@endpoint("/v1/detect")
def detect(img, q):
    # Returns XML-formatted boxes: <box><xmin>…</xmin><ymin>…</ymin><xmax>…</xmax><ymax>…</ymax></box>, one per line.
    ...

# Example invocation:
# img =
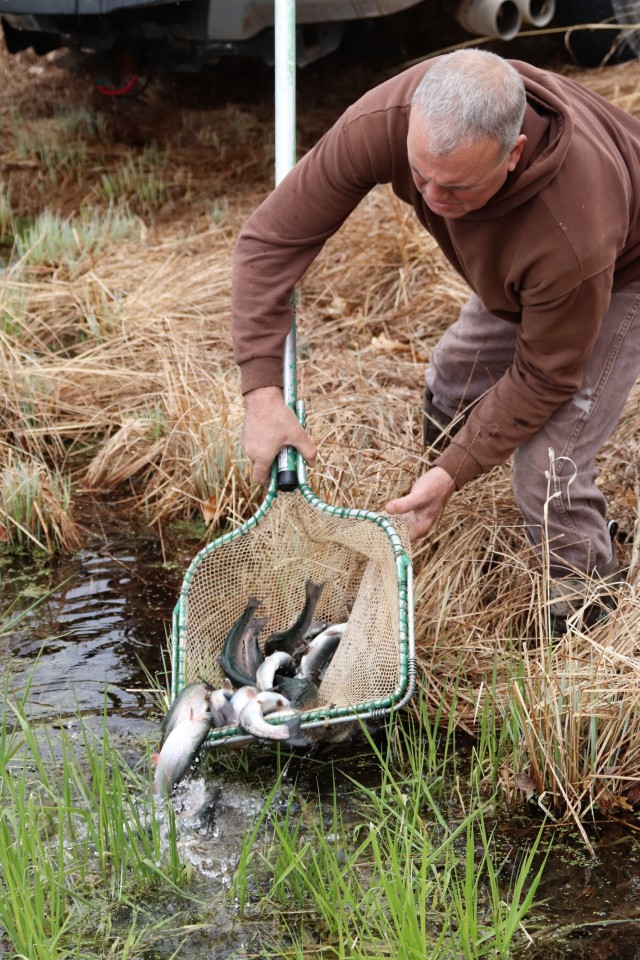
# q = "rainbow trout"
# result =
<box><xmin>152</xmin><ymin>698</ymin><xmax>212</xmax><ymax>794</ymax></box>
<box><xmin>238</xmin><ymin>691</ymin><xmax>302</xmax><ymax>742</ymax></box>
<box><xmin>273</xmin><ymin>675</ymin><xmax>320</xmax><ymax>710</ymax></box>
<box><xmin>255</xmin><ymin>651</ymin><xmax>297</xmax><ymax>691</ymax></box>
<box><xmin>159</xmin><ymin>680</ymin><xmax>213</xmax><ymax>746</ymax></box>
<box><xmin>264</xmin><ymin>580</ymin><xmax>326</xmax><ymax>657</ymax></box>
<box><xmin>218</xmin><ymin>596</ymin><xmax>267</xmax><ymax>688</ymax></box>
<box><xmin>298</xmin><ymin>623</ymin><xmax>345</xmax><ymax>683</ymax></box>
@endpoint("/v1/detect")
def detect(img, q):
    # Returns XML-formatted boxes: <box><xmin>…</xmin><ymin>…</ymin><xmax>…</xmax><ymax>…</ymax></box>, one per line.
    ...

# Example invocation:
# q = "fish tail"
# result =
<box><xmin>286</xmin><ymin>715</ymin><xmax>302</xmax><ymax>738</ymax></box>
<box><xmin>286</xmin><ymin>715</ymin><xmax>309</xmax><ymax>748</ymax></box>
<box><xmin>307</xmin><ymin>579</ymin><xmax>326</xmax><ymax>601</ymax></box>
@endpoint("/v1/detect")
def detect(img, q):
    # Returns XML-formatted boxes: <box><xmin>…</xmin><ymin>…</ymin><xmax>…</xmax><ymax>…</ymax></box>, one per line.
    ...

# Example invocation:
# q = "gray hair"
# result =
<box><xmin>411</xmin><ymin>50</ymin><xmax>526</xmax><ymax>159</ymax></box>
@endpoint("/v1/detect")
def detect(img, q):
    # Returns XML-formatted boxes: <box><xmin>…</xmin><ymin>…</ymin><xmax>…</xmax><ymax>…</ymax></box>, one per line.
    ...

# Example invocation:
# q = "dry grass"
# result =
<box><xmin>1</xmin><ymin>43</ymin><xmax>640</xmax><ymax>820</ymax></box>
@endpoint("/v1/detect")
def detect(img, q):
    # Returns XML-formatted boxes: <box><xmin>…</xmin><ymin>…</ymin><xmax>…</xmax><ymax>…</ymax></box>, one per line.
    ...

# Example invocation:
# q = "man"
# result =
<box><xmin>232</xmin><ymin>49</ymin><xmax>640</xmax><ymax>618</ymax></box>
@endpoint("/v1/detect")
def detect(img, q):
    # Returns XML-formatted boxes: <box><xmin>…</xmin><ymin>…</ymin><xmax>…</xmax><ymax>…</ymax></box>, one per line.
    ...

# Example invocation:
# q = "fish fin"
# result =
<box><xmin>287</xmin><ymin>735</ymin><xmax>310</xmax><ymax>748</ymax></box>
<box><xmin>286</xmin><ymin>715</ymin><xmax>309</xmax><ymax>747</ymax></box>
<box><xmin>307</xmin><ymin>579</ymin><xmax>326</xmax><ymax>598</ymax></box>
<box><xmin>286</xmin><ymin>715</ymin><xmax>302</xmax><ymax>737</ymax></box>
<box><xmin>222</xmin><ymin>678</ymin><xmax>234</xmax><ymax>692</ymax></box>
<box><xmin>151</xmin><ymin>752</ymin><xmax>160</xmax><ymax>768</ymax></box>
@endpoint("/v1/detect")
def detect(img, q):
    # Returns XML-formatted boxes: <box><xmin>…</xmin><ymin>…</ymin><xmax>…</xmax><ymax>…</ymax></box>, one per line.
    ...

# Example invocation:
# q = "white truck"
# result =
<box><xmin>0</xmin><ymin>0</ymin><xmax>637</xmax><ymax>86</ymax></box>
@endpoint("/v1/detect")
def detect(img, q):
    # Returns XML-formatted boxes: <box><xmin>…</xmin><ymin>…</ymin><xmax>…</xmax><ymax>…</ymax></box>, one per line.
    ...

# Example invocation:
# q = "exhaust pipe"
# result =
<box><xmin>449</xmin><ymin>0</ymin><xmax>522</xmax><ymax>41</ymax></box>
<box><xmin>514</xmin><ymin>0</ymin><xmax>555</xmax><ymax>26</ymax></box>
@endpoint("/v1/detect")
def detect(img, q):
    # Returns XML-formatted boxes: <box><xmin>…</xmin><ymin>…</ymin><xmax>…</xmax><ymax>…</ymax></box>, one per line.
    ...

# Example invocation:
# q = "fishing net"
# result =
<box><xmin>172</xmin><ymin>487</ymin><xmax>414</xmax><ymax>744</ymax></box>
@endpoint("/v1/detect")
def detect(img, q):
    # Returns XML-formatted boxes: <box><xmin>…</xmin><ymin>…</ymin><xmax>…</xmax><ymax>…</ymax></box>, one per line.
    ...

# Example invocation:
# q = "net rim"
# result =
<box><xmin>170</xmin><ymin>481</ymin><xmax>415</xmax><ymax>744</ymax></box>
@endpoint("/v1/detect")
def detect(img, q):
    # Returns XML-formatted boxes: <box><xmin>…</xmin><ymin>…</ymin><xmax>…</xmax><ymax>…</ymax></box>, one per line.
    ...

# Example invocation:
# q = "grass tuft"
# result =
<box><xmin>0</xmin><ymin>675</ymin><xmax>188</xmax><ymax>958</ymax></box>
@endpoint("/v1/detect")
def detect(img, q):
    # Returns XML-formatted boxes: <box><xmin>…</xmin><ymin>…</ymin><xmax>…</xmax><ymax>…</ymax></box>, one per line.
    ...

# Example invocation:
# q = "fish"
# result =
<box><xmin>298</xmin><ymin>624</ymin><xmax>345</xmax><ymax>683</ymax></box>
<box><xmin>218</xmin><ymin>595</ymin><xmax>267</xmax><ymax>688</ymax></box>
<box><xmin>159</xmin><ymin>680</ymin><xmax>213</xmax><ymax>746</ymax></box>
<box><xmin>305</xmin><ymin>620</ymin><xmax>330</xmax><ymax>640</ymax></box>
<box><xmin>242</xmin><ymin>616</ymin><xmax>267</xmax><ymax>680</ymax></box>
<box><xmin>225</xmin><ymin>686</ymin><xmax>292</xmax><ymax>727</ymax></box>
<box><xmin>152</xmin><ymin>701</ymin><xmax>212</xmax><ymax>795</ymax></box>
<box><xmin>228</xmin><ymin>684</ymin><xmax>259</xmax><ymax>721</ymax></box>
<box><xmin>273</xmin><ymin>675</ymin><xmax>320</xmax><ymax>710</ymax></box>
<box><xmin>238</xmin><ymin>698</ymin><xmax>303</xmax><ymax>742</ymax></box>
<box><xmin>226</xmin><ymin>615</ymin><xmax>268</xmax><ymax>687</ymax></box>
<box><xmin>179</xmin><ymin>785</ymin><xmax>223</xmax><ymax>835</ymax></box>
<box><xmin>263</xmin><ymin>579</ymin><xmax>326</xmax><ymax>657</ymax></box>
<box><xmin>255</xmin><ymin>651</ymin><xmax>297</xmax><ymax>692</ymax></box>
<box><xmin>255</xmin><ymin>690</ymin><xmax>291</xmax><ymax>714</ymax></box>
<box><xmin>209</xmin><ymin>687</ymin><xmax>236</xmax><ymax>728</ymax></box>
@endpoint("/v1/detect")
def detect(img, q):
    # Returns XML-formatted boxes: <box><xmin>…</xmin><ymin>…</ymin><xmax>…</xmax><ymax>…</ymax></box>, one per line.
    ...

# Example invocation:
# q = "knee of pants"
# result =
<box><xmin>512</xmin><ymin>437</ymin><xmax>612</xmax><ymax>574</ymax></box>
<box><xmin>512</xmin><ymin>441</ymin><xmax>557</xmax><ymax>529</ymax></box>
<box><xmin>512</xmin><ymin>430</ymin><xmax>605</xmax><ymax>525</ymax></box>
<box><xmin>425</xmin><ymin>348</ymin><xmax>484</xmax><ymax>417</ymax></box>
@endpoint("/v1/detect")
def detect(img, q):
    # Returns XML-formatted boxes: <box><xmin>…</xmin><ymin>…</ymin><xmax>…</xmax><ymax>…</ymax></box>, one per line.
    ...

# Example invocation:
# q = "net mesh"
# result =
<box><xmin>179</xmin><ymin>490</ymin><xmax>410</xmax><ymax>720</ymax></box>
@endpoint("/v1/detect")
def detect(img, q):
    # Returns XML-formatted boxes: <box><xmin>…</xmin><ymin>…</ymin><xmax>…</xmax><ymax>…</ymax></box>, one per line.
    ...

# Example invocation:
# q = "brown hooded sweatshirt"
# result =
<box><xmin>232</xmin><ymin>60</ymin><xmax>640</xmax><ymax>488</ymax></box>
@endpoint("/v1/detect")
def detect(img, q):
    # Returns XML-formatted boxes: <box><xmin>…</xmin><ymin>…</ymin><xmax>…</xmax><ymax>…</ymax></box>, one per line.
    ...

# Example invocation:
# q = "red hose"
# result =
<box><xmin>96</xmin><ymin>72</ymin><xmax>140</xmax><ymax>97</ymax></box>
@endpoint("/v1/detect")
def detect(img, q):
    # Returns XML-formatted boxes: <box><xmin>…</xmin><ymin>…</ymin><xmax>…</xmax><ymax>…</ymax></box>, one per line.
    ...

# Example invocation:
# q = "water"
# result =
<box><xmin>3</xmin><ymin>503</ymin><xmax>640</xmax><ymax>958</ymax></box>
<box><xmin>0</xmin><ymin>499</ymin><xmax>177</xmax><ymax>725</ymax></box>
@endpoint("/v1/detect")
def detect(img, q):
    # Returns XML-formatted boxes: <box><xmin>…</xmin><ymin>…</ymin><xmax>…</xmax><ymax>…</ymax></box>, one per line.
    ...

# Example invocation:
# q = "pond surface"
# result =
<box><xmin>2</xmin><ymin>501</ymin><xmax>640</xmax><ymax>959</ymax></box>
<box><xmin>0</xmin><ymin>499</ymin><xmax>177</xmax><ymax>725</ymax></box>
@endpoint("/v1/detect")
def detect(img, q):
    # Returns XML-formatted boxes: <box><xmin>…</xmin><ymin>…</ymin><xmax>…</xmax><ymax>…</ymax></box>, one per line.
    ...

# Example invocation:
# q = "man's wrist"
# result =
<box><xmin>239</xmin><ymin>356</ymin><xmax>284</xmax><ymax>395</ymax></box>
<box><xmin>243</xmin><ymin>385</ymin><xmax>283</xmax><ymax>410</ymax></box>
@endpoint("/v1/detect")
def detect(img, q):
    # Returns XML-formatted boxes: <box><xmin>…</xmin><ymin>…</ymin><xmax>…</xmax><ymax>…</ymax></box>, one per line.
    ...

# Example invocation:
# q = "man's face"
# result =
<box><xmin>407</xmin><ymin>111</ymin><xmax>526</xmax><ymax>219</ymax></box>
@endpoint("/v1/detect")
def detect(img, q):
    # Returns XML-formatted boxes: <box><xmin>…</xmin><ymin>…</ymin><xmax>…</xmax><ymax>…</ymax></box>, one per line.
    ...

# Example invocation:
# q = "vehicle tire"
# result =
<box><xmin>559</xmin><ymin>0</ymin><xmax>640</xmax><ymax>67</ymax></box>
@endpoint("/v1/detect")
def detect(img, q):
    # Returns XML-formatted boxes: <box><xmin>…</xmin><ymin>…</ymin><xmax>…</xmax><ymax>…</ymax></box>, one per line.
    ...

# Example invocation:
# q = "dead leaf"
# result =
<box><xmin>515</xmin><ymin>773</ymin><xmax>538</xmax><ymax>802</ymax></box>
<box><xmin>202</xmin><ymin>494</ymin><xmax>218</xmax><ymax>525</ymax></box>
<box><xmin>370</xmin><ymin>332</ymin><xmax>411</xmax><ymax>353</ymax></box>
<box><xmin>626</xmin><ymin>782</ymin><xmax>640</xmax><ymax>806</ymax></box>
<box><xmin>597</xmin><ymin>788</ymin><xmax>633</xmax><ymax>815</ymax></box>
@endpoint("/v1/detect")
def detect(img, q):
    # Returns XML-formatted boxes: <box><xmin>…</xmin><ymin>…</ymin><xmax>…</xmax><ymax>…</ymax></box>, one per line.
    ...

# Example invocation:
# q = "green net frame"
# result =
<box><xmin>171</xmin><ymin>454</ymin><xmax>415</xmax><ymax>747</ymax></box>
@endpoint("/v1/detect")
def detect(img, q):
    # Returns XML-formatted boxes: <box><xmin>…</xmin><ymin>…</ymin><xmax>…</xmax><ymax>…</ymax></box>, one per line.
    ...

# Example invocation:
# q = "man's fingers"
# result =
<box><xmin>384</xmin><ymin>468</ymin><xmax>455</xmax><ymax>541</ymax></box>
<box><xmin>242</xmin><ymin>387</ymin><xmax>318</xmax><ymax>486</ymax></box>
<box><xmin>297</xmin><ymin>435</ymin><xmax>318</xmax><ymax>466</ymax></box>
<box><xmin>406</xmin><ymin>515</ymin><xmax>431</xmax><ymax>542</ymax></box>
<box><xmin>252</xmin><ymin>457</ymin><xmax>273</xmax><ymax>486</ymax></box>
<box><xmin>251</xmin><ymin>439</ymin><xmax>318</xmax><ymax>487</ymax></box>
<box><xmin>385</xmin><ymin>507</ymin><xmax>427</xmax><ymax>542</ymax></box>
<box><xmin>386</xmin><ymin>494</ymin><xmax>414</xmax><ymax>514</ymax></box>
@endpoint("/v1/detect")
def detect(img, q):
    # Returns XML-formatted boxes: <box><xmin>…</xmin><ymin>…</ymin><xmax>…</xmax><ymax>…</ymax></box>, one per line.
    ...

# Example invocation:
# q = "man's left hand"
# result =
<box><xmin>385</xmin><ymin>467</ymin><xmax>455</xmax><ymax>541</ymax></box>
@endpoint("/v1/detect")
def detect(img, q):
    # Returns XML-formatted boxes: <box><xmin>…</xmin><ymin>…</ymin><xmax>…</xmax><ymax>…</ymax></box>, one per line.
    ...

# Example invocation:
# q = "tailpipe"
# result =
<box><xmin>514</xmin><ymin>0</ymin><xmax>555</xmax><ymax>26</ymax></box>
<box><xmin>447</xmin><ymin>0</ymin><xmax>522</xmax><ymax>41</ymax></box>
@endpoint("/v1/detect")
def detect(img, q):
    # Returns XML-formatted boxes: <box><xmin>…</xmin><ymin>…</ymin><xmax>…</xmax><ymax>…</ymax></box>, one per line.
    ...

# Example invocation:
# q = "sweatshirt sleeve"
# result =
<box><xmin>232</xmin><ymin>115</ymin><xmax>378</xmax><ymax>394</ymax></box>
<box><xmin>433</xmin><ymin>270</ymin><xmax>613</xmax><ymax>487</ymax></box>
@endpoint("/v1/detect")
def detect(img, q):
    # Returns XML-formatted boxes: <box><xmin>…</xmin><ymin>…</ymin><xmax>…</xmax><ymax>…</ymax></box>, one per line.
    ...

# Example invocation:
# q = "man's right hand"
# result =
<box><xmin>242</xmin><ymin>386</ymin><xmax>318</xmax><ymax>486</ymax></box>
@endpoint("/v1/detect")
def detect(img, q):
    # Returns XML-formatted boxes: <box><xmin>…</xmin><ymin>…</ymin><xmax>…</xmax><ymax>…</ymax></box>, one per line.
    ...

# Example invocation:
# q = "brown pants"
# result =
<box><xmin>425</xmin><ymin>284</ymin><xmax>640</xmax><ymax>578</ymax></box>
